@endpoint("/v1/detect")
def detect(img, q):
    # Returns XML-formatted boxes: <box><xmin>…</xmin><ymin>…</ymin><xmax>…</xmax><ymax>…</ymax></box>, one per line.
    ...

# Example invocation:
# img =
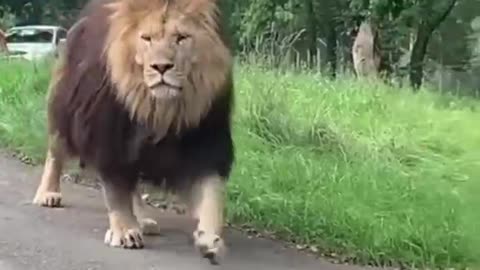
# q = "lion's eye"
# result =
<box><xmin>176</xmin><ymin>34</ymin><xmax>188</xmax><ymax>44</ymax></box>
<box><xmin>140</xmin><ymin>34</ymin><xmax>152</xmax><ymax>42</ymax></box>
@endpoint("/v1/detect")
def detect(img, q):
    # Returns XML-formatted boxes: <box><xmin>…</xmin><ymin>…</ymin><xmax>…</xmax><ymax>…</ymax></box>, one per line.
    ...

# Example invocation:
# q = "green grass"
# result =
<box><xmin>0</xmin><ymin>59</ymin><xmax>50</xmax><ymax>159</ymax></box>
<box><xmin>1</xmin><ymin>59</ymin><xmax>479</xmax><ymax>269</ymax></box>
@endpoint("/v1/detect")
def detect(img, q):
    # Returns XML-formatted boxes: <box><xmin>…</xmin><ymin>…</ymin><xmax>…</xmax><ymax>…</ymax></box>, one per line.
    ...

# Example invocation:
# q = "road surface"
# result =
<box><xmin>0</xmin><ymin>152</ymin><xmax>385</xmax><ymax>270</ymax></box>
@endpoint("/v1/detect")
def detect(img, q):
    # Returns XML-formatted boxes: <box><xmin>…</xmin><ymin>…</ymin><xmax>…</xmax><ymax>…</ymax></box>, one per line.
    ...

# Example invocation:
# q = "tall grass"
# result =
<box><xmin>0</xmin><ymin>58</ymin><xmax>479</xmax><ymax>269</ymax></box>
<box><xmin>0</xmin><ymin>59</ymin><xmax>50</xmax><ymax>159</ymax></box>
<box><xmin>229</xmin><ymin>64</ymin><xmax>480</xmax><ymax>268</ymax></box>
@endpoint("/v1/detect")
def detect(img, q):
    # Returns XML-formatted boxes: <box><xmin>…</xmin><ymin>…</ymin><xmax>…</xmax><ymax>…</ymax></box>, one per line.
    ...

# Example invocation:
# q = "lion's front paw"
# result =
<box><xmin>193</xmin><ymin>230</ymin><xmax>226</xmax><ymax>265</ymax></box>
<box><xmin>139</xmin><ymin>218</ymin><xmax>161</xmax><ymax>235</ymax></box>
<box><xmin>32</xmin><ymin>191</ymin><xmax>63</xmax><ymax>207</ymax></box>
<box><xmin>104</xmin><ymin>227</ymin><xmax>144</xmax><ymax>249</ymax></box>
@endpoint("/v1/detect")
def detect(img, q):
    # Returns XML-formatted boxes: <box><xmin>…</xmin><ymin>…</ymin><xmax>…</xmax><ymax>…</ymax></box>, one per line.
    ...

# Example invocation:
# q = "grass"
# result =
<box><xmin>1</xmin><ymin>58</ymin><xmax>479</xmax><ymax>269</ymax></box>
<box><xmin>0</xmin><ymin>59</ymin><xmax>50</xmax><ymax>159</ymax></box>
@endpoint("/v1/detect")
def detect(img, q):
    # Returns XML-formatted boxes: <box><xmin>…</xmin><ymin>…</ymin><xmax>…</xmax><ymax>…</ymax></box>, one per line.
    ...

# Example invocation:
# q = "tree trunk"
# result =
<box><xmin>409</xmin><ymin>25</ymin><xmax>431</xmax><ymax>89</ymax></box>
<box><xmin>326</xmin><ymin>20</ymin><xmax>337</xmax><ymax>79</ymax></box>
<box><xmin>409</xmin><ymin>0</ymin><xmax>457</xmax><ymax>90</ymax></box>
<box><xmin>304</xmin><ymin>0</ymin><xmax>317</xmax><ymax>68</ymax></box>
<box><xmin>0</xmin><ymin>29</ymin><xmax>8</xmax><ymax>54</ymax></box>
<box><xmin>352</xmin><ymin>21</ymin><xmax>381</xmax><ymax>78</ymax></box>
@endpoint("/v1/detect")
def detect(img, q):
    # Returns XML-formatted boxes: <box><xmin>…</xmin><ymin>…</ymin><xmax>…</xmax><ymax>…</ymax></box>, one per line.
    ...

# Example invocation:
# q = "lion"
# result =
<box><xmin>32</xmin><ymin>0</ymin><xmax>235</xmax><ymax>264</ymax></box>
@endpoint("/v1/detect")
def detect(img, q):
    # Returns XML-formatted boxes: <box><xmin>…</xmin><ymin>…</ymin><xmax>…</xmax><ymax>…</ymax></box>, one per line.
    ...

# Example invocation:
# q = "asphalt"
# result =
<box><xmin>0</xmin><ymin>152</ymin><xmax>385</xmax><ymax>270</ymax></box>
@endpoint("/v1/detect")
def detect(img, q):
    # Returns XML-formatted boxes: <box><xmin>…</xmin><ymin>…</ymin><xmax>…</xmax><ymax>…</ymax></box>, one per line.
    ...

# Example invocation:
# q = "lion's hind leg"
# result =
<box><xmin>133</xmin><ymin>188</ymin><xmax>161</xmax><ymax>235</ymax></box>
<box><xmin>32</xmin><ymin>136</ymin><xmax>65</xmax><ymax>207</ymax></box>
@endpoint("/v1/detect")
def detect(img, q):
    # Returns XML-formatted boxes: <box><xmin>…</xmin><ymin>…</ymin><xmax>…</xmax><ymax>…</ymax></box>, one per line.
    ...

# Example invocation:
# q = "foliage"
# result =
<box><xmin>223</xmin><ymin>0</ymin><xmax>472</xmax><ymax>90</ymax></box>
<box><xmin>469</xmin><ymin>17</ymin><xmax>480</xmax><ymax>67</ymax></box>
<box><xmin>0</xmin><ymin>5</ymin><xmax>15</xmax><ymax>29</ymax></box>
<box><xmin>0</xmin><ymin>0</ymin><xmax>478</xmax><ymax>90</ymax></box>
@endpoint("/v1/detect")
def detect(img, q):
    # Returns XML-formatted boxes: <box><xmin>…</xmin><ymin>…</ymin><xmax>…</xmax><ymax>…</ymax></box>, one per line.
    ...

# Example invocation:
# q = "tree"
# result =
<box><xmin>352</xmin><ymin>20</ymin><xmax>381</xmax><ymax>77</ymax></box>
<box><xmin>0</xmin><ymin>5</ymin><xmax>15</xmax><ymax>30</ymax></box>
<box><xmin>320</xmin><ymin>0</ymin><xmax>341</xmax><ymax>78</ymax></box>
<box><xmin>0</xmin><ymin>28</ymin><xmax>7</xmax><ymax>53</ymax></box>
<box><xmin>303</xmin><ymin>0</ymin><xmax>317</xmax><ymax>68</ymax></box>
<box><xmin>409</xmin><ymin>0</ymin><xmax>458</xmax><ymax>90</ymax></box>
<box><xmin>0</xmin><ymin>0</ymin><xmax>466</xmax><ymax>90</ymax></box>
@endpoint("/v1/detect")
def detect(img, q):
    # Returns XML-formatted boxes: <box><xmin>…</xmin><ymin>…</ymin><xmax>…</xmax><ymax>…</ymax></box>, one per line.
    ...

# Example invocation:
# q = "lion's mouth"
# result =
<box><xmin>150</xmin><ymin>82</ymin><xmax>181</xmax><ymax>99</ymax></box>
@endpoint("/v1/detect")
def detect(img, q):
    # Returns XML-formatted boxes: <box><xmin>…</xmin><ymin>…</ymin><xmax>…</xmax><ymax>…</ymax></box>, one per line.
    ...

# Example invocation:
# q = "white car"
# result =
<box><xmin>4</xmin><ymin>25</ymin><xmax>67</xmax><ymax>61</ymax></box>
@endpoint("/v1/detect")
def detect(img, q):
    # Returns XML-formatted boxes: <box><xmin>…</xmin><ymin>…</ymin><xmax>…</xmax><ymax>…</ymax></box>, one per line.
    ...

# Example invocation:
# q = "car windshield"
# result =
<box><xmin>6</xmin><ymin>28</ymin><xmax>53</xmax><ymax>43</ymax></box>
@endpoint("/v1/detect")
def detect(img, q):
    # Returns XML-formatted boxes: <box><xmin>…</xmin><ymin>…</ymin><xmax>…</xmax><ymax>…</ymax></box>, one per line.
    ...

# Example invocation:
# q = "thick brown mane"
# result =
<box><xmin>103</xmin><ymin>0</ymin><xmax>233</xmax><ymax>136</ymax></box>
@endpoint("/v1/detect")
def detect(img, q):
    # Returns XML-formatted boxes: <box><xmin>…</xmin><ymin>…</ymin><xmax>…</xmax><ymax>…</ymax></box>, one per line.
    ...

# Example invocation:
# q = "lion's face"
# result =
<box><xmin>105</xmin><ymin>0</ymin><xmax>232</xmax><ymax>132</ymax></box>
<box><xmin>134</xmin><ymin>13</ymin><xmax>196</xmax><ymax>100</ymax></box>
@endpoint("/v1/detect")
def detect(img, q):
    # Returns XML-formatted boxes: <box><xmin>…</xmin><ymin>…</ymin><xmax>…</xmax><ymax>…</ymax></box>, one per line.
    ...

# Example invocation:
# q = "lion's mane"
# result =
<box><xmin>48</xmin><ymin>0</ymin><xmax>235</xmax><ymax>188</ymax></box>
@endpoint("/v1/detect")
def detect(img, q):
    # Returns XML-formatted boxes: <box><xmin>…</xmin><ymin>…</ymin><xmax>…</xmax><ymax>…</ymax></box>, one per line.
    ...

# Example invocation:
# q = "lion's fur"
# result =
<box><xmin>46</xmin><ymin>0</ymin><xmax>235</xmax><ymax>190</ymax></box>
<box><xmin>103</xmin><ymin>0</ymin><xmax>233</xmax><ymax>135</ymax></box>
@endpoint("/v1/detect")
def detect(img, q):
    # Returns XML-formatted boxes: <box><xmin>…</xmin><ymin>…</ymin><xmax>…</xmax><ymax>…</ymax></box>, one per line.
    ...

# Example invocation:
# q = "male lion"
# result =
<box><xmin>32</xmin><ymin>0</ymin><xmax>234</xmax><ymax>264</ymax></box>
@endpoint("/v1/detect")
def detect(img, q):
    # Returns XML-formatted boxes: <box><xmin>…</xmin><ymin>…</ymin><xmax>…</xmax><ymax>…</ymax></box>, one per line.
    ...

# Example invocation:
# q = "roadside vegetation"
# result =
<box><xmin>1</xmin><ymin>58</ymin><xmax>479</xmax><ymax>269</ymax></box>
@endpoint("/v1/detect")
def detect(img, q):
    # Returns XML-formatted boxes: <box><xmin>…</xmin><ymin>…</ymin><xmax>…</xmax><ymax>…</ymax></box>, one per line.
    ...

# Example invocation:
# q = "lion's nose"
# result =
<box><xmin>151</xmin><ymin>62</ymin><xmax>174</xmax><ymax>74</ymax></box>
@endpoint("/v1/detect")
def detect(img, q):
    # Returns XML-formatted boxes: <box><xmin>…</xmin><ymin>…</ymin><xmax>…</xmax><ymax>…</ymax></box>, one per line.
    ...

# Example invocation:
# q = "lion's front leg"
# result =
<box><xmin>186</xmin><ymin>174</ymin><xmax>227</xmax><ymax>265</ymax></box>
<box><xmin>101</xmin><ymin>179</ymin><xmax>144</xmax><ymax>249</ymax></box>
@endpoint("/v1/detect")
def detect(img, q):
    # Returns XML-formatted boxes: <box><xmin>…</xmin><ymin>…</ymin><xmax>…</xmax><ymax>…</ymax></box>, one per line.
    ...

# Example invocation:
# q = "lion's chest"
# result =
<box><xmin>138</xmin><ymin>140</ymin><xmax>180</xmax><ymax>173</ymax></box>
<box><xmin>133</xmin><ymin>135</ymin><xmax>197</xmax><ymax>184</ymax></box>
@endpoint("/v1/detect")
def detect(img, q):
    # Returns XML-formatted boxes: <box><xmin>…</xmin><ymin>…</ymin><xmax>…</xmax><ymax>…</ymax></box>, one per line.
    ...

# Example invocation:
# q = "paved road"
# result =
<box><xmin>0</xmin><ymin>153</ymin><xmax>384</xmax><ymax>270</ymax></box>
